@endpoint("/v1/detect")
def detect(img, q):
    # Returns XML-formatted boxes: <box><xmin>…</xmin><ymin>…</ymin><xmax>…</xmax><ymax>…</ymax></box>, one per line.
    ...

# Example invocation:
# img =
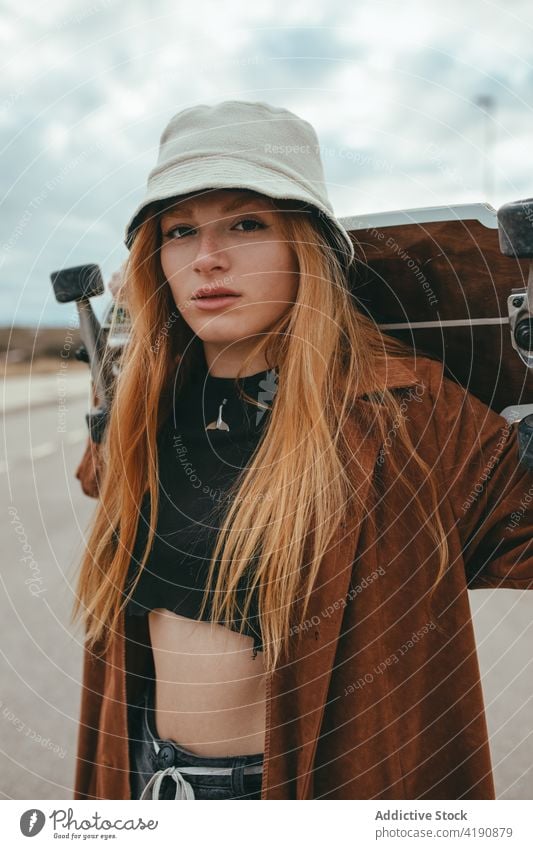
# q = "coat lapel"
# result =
<box><xmin>265</xmin><ymin>356</ymin><xmax>421</xmax><ymax>798</ymax></box>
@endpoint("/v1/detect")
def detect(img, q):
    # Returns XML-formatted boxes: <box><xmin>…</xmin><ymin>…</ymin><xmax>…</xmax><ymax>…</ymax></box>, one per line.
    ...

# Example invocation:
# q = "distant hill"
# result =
<box><xmin>1</xmin><ymin>326</ymin><xmax>88</xmax><ymax>376</ymax></box>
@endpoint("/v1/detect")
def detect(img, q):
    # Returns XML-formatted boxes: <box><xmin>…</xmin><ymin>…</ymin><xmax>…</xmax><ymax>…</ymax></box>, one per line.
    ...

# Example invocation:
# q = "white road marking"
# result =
<box><xmin>0</xmin><ymin>428</ymin><xmax>88</xmax><ymax>474</ymax></box>
<box><xmin>31</xmin><ymin>442</ymin><xmax>56</xmax><ymax>458</ymax></box>
<box><xmin>65</xmin><ymin>428</ymin><xmax>87</xmax><ymax>444</ymax></box>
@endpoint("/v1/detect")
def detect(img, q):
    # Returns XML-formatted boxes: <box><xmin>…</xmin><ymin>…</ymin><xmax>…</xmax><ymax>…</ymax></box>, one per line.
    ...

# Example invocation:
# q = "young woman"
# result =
<box><xmin>72</xmin><ymin>100</ymin><xmax>533</xmax><ymax>801</ymax></box>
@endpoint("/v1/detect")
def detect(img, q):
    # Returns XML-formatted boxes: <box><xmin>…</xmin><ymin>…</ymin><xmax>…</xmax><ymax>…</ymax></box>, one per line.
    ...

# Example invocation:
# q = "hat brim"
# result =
<box><xmin>124</xmin><ymin>155</ymin><xmax>355</xmax><ymax>265</ymax></box>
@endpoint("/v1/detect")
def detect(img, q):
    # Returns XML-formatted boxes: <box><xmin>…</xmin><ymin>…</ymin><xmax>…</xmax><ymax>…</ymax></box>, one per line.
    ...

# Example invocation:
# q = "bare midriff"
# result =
<box><xmin>148</xmin><ymin>608</ymin><xmax>266</xmax><ymax>757</ymax></box>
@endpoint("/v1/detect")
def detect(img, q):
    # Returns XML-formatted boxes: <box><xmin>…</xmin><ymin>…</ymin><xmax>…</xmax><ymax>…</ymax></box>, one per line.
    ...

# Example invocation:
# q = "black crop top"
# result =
<box><xmin>123</xmin><ymin>362</ymin><xmax>279</xmax><ymax>657</ymax></box>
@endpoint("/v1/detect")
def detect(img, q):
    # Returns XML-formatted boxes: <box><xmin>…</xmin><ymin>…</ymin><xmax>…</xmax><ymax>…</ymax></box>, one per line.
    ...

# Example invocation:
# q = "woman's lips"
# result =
<box><xmin>192</xmin><ymin>295</ymin><xmax>242</xmax><ymax>311</ymax></box>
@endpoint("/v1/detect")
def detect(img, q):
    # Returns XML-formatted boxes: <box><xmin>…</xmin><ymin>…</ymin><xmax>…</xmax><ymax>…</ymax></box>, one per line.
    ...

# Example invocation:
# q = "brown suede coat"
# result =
<box><xmin>73</xmin><ymin>355</ymin><xmax>533</xmax><ymax>800</ymax></box>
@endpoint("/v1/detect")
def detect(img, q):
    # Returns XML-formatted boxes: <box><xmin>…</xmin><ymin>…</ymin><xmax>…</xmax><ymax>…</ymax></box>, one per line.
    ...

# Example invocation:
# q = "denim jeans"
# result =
<box><xmin>129</xmin><ymin>680</ymin><xmax>264</xmax><ymax>800</ymax></box>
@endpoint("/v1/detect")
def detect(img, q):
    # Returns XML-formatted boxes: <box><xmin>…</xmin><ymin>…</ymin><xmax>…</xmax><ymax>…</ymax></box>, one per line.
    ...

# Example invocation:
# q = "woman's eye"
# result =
<box><xmin>163</xmin><ymin>218</ymin><xmax>264</xmax><ymax>240</ymax></box>
<box><xmin>164</xmin><ymin>225</ymin><xmax>195</xmax><ymax>239</ymax></box>
<box><xmin>233</xmin><ymin>218</ymin><xmax>265</xmax><ymax>232</ymax></box>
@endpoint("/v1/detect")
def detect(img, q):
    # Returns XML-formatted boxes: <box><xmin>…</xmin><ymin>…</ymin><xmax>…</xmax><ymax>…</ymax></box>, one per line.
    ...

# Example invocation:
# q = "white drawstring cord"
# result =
<box><xmin>140</xmin><ymin>766</ymin><xmax>196</xmax><ymax>800</ymax></box>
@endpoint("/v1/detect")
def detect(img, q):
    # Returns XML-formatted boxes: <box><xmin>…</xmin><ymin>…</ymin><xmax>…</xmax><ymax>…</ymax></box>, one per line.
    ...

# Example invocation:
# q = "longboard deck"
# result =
<box><xmin>340</xmin><ymin>203</ymin><xmax>532</xmax><ymax>415</ymax></box>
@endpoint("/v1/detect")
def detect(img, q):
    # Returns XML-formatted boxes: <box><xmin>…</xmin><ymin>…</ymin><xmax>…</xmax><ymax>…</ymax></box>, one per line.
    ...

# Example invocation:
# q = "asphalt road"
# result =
<box><xmin>1</xmin><ymin>378</ymin><xmax>532</xmax><ymax>799</ymax></box>
<box><xmin>2</xmin><ymin>376</ymin><xmax>94</xmax><ymax>800</ymax></box>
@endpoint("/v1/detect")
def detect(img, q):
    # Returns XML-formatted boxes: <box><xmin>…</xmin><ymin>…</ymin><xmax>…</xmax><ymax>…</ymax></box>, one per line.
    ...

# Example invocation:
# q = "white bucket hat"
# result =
<box><xmin>124</xmin><ymin>99</ymin><xmax>354</xmax><ymax>266</ymax></box>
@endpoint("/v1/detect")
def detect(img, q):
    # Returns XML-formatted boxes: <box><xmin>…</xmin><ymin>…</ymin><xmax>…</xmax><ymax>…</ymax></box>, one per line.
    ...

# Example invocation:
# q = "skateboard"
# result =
<box><xmin>339</xmin><ymin>200</ymin><xmax>533</xmax><ymax>422</ymax></box>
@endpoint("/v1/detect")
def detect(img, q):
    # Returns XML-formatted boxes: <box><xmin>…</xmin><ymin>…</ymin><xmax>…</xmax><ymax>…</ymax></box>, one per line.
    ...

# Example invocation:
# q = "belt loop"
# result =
<box><xmin>230</xmin><ymin>757</ymin><xmax>248</xmax><ymax>797</ymax></box>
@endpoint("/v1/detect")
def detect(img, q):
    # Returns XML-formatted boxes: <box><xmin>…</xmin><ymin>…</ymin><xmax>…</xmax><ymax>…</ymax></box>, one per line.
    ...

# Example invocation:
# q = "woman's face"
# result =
<box><xmin>159</xmin><ymin>188</ymin><xmax>299</xmax><ymax>374</ymax></box>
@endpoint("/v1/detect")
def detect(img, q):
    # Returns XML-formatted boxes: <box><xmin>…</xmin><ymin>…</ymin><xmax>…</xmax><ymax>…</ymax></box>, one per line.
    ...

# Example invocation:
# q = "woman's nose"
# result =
<box><xmin>192</xmin><ymin>232</ymin><xmax>230</xmax><ymax>272</ymax></box>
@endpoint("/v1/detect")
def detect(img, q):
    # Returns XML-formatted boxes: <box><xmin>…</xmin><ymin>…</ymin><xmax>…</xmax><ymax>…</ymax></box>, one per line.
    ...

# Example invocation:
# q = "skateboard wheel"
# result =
<box><xmin>86</xmin><ymin>408</ymin><xmax>109</xmax><ymax>444</ymax></box>
<box><xmin>50</xmin><ymin>264</ymin><xmax>105</xmax><ymax>303</ymax></box>
<box><xmin>75</xmin><ymin>345</ymin><xmax>90</xmax><ymax>364</ymax></box>
<box><xmin>514</xmin><ymin>317</ymin><xmax>533</xmax><ymax>352</ymax></box>
<box><xmin>497</xmin><ymin>198</ymin><xmax>533</xmax><ymax>258</ymax></box>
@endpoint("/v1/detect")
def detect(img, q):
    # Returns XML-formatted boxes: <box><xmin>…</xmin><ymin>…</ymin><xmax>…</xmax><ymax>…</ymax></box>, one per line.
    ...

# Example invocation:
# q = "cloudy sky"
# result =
<box><xmin>2</xmin><ymin>0</ymin><xmax>532</xmax><ymax>326</ymax></box>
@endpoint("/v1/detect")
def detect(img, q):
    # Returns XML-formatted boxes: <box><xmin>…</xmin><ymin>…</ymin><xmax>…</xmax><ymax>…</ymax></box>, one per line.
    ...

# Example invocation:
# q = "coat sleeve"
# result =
<box><xmin>427</xmin><ymin>361</ymin><xmax>533</xmax><ymax>589</ymax></box>
<box><xmin>75</xmin><ymin>437</ymin><xmax>104</xmax><ymax>499</ymax></box>
<box><xmin>74</xmin><ymin>380</ymin><xmax>107</xmax><ymax>499</ymax></box>
<box><xmin>73</xmin><ymin>641</ymin><xmax>106</xmax><ymax>799</ymax></box>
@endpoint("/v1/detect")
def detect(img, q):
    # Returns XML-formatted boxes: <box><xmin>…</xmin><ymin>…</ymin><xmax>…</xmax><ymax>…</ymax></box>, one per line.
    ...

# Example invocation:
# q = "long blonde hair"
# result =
<box><xmin>71</xmin><ymin>196</ymin><xmax>449</xmax><ymax>673</ymax></box>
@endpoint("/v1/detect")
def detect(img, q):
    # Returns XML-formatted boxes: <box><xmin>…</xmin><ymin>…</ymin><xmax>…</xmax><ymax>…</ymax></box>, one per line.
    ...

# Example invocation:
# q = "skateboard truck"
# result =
<box><xmin>50</xmin><ymin>264</ymin><xmax>111</xmax><ymax>444</ymax></box>
<box><xmin>497</xmin><ymin>198</ymin><xmax>533</xmax><ymax>468</ymax></box>
<box><xmin>497</xmin><ymin>197</ymin><xmax>533</xmax><ymax>369</ymax></box>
